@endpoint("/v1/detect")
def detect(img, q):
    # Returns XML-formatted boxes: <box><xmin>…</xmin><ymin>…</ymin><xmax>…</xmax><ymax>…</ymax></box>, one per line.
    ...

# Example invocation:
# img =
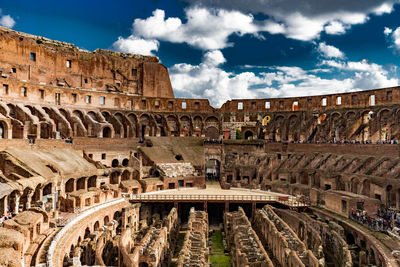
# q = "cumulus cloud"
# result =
<box><xmin>182</xmin><ymin>0</ymin><xmax>397</xmax><ymax>41</ymax></box>
<box><xmin>112</xmin><ymin>36</ymin><xmax>159</xmax><ymax>56</ymax></box>
<box><xmin>170</xmin><ymin>50</ymin><xmax>398</xmax><ymax>107</ymax></box>
<box><xmin>384</xmin><ymin>27</ymin><xmax>393</xmax><ymax>36</ymax></box>
<box><xmin>317</xmin><ymin>42</ymin><xmax>345</xmax><ymax>58</ymax></box>
<box><xmin>131</xmin><ymin>8</ymin><xmax>258</xmax><ymax>50</ymax></box>
<box><xmin>384</xmin><ymin>26</ymin><xmax>400</xmax><ymax>52</ymax></box>
<box><xmin>0</xmin><ymin>9</ymin><xmax>15</xmax><ymax>28</ymax></box>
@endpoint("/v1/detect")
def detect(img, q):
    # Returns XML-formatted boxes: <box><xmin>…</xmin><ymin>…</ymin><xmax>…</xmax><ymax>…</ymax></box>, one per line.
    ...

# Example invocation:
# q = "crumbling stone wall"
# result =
<box><xmin>254</xmin><ymin>205</ymin><xmax>320</xmax><ymax>267</ymax></box>
<box><xmin>177</xmin><ymin>207</ymin><xmax>209</xmax><ymax>267</ymax></box>
<box><xmin>224</xmin><ymin>207</ymin><xmax>274</xmax><ymax>267</ymax></box>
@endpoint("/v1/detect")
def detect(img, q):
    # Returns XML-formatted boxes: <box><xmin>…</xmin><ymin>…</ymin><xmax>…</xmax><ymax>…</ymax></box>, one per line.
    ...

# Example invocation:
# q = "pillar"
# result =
<box><xmin>14</xmin><ymin>193</ymin><xmax>20</xmax><ymax>215</ymax></box>
<box><xmin>0</xmin><ymin>196</ymin><xmax>7</xmax><ymax>216</ymax></box>
<box><xmin>225</xmin><ymin>201</ymin><xmax>229</xmax><ymax>213</ymax></box>
<box><xmin>26</xmin><ymin>190</ymin><xmax>34</xmax><ymax>209</ymax></box>
<box><xmin>204</xmin><ymin>201</ymin><xmax>207</xmax><ymax>212</ymax></box>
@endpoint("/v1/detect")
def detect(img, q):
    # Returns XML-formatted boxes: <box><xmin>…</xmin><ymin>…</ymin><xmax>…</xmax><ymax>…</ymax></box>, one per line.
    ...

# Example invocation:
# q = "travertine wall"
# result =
<box><xmin>177</xmin><ymin>207</ymin><xmax>209</xmax><ymax>267</ymax></box>
<box><xmin>254</xmin><ymin>205</ymin><xmax>319</xmax><ymax>267</ymax></box>
<box><xmin>224</xmin><ymin>207</ymin><xmax>274</xmax><ymax>267</ymax></box>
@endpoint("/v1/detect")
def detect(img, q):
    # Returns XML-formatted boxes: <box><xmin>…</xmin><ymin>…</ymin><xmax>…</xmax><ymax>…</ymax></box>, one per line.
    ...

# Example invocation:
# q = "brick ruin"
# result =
<box><xmin>0</xmin><ymin>27</ymin><xmax>398</xmax><ymax>266</ymax></box>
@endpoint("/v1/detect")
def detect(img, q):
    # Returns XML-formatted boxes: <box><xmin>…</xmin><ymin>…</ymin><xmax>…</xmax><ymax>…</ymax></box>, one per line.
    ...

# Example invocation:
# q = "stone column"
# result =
<box><xmin>26</xmin><ymin>189</ymin><xmax>34</xmax><ymax>210</ymax></box>
<box><xmin>0</xmin><ymin>196</ymin><xmax>7</xmax><ymax>216</ymax></box>
<box><xmin>14</xmin><ymin>193</ymin><xmax>20</xmax><ymax>215</ymax></box>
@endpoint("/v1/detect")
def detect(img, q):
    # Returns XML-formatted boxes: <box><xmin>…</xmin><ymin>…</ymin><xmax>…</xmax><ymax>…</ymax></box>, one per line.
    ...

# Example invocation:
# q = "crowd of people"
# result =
<box><xmin>350</xmin><ymin>207</ymin><xmax>400</xmax><ymax>232</ymax></box>
<box><xmin>265</xmin><ymin>139</ymin><xmax>399</xmax><ymax>144</ymax></box>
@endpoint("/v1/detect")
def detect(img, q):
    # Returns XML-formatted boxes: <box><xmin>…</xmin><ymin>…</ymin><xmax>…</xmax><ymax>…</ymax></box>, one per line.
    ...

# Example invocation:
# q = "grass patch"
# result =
<box><xmin>210</xmin><ymin>230</ymin><xmax>231</xmax><ymax>267</ymax></box>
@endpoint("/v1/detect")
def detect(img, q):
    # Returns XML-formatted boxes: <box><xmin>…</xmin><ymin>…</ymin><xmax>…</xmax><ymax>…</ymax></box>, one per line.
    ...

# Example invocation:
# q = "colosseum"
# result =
<box><xmin>0</xmin><ymin>26</ymin><xmax>399</xmax><ymax>267</ymax></box>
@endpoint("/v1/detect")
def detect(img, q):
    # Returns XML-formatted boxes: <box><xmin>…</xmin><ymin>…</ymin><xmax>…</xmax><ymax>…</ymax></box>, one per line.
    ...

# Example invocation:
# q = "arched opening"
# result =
<box><xmin>244</xmin><ymin>130</ymin><xmax>253</xmax><ymax>140</ymax></box>
<box><xmin>0</xmin><ymin>121</ymin><xmax>6</xmax><ymax>139</ymax></box>
<box><xmin>65</xmin><ymin>179</ymin><xmax>74</xmax><ymax>193</ymax></box>
<box><xmin>386</xmin><ymin>185</ymin><xmax>396</xmax><ymax>208</ymax></box>
<box><xmin>111</xmin><ymin>159</ymin><xmax>119</xmax><ymax>167</ymax></box>
<box><xmin>206</xmin><ymin>159</ymin><xmax>220</xmax><ymax>181</ymax></box>
<box><xmin>104</xmin><ymin>216</ymin><xmax>110</xmax><ymax>226</ymax></box>
<box><xmin>84</xmin><ymin>227</ymin><xmax>90</xmax><ymax>239</ymax></box>
<box><xmin>121</xmin><ymin>170</ymin><xmax>130</xmax><ymax>181</ymax></box>
<box><xmin>205</xmin><ymin>126</ymin><xmax>219</xmax><ymax>140</ymax></box>
<box><xmin>77</xmin><ymin>177</ymin><xmax>86</xmax><ymax>190</ymax></box>
<box><xmin>43</xmin><ymin>183</ymin><xmax>52</xmax><ymax>196</ymax></box>
<box><xmin>102</xmin><ymin>126</ymin><xmax>111</xmax><ymax>138</ymax></box>
<box><xmin>122</xmin><ymin>158</ymin><xmax>129</xmax><ymax>167</ymax></box>
<box><xmin>88</xmin><ymin>176</ymin><xmax>97</xmax><ymax>188</ymax></box>
<box><xmin>139</xmin><ymin>263</ymin><xmax>149</xmax><ymax>267</ymax></box>
<box><xmin>110</xmin><ymin>172</ymin><xmax>119</xmax><ymax>184</ymax></box>
<box><xmin>94</xmin><ymin>221</ymin><xmax>100</xmax><ymax>231</ymax></box>
<box><xmin>351</xmin><ymin>178</ymin><xmax>359</xmax><ymax>194</ymax></box>
<box><xmin>300</xmin><ymin>172</ymin><xmax>308</xmax><ymax>185</ymax></box>
<box><xmin>346</xmin><ymin>233</ymin><xmax>355</xmax><ymax>245</ymax></box>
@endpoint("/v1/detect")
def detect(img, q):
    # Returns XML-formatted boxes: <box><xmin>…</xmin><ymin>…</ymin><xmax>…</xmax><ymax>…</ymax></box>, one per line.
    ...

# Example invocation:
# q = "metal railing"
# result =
<box><xmin>130</xmin><ymin>194</ymin><xmax>308</xmax><ymax>207</ymax></box>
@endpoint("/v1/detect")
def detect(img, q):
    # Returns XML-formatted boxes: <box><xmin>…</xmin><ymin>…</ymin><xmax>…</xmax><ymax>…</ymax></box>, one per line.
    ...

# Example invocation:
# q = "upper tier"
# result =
<box><xmin>0</xmin><ymin>26</ymin><xmax>174</xmax><ymax>98</ymax></box>
<box><xmin>0</xmin><ymin>26</ymin><xmax>399</xmax><ymax>113</ymax></box>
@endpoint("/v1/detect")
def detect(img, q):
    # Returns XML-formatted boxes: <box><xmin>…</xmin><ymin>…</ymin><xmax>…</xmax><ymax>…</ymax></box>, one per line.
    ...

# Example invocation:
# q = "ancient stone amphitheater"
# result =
<box><xmin>0</xmin><ymin>26</ymin><xmax>399</xmax><ymax>267</ymax></box>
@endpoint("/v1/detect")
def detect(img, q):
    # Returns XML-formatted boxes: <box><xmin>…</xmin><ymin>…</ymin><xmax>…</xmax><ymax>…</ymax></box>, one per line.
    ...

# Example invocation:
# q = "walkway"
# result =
<box><xmin>129</xmin><ymin>186</ymin><xmax>308</xmax><ymax>208</ymax></box>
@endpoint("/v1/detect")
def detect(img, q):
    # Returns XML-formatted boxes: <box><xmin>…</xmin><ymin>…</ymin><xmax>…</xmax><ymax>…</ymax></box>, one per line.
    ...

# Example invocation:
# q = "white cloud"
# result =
<box><xmin>203</xmin><ymin>50</ymin><xmax>226</xmax><ymax>66</ymax></box>
<box><xmin>112</xmin><ymin>36</ymin><xmax>159</xmax><ymax>56</ymax></box>
<box><xmin>324</xmin><ymin>21</ymin><xmax>347</xmax><ymax>35</ymax></box>
<box><xmin>317</xmin><ymin>42</ymin><xmax>345</xmax><ymax>58</ymax></box>
<box><xmin>384</xmin><ymin>27</ymin><xmax>393</xmax><ymax>36</ymax></box>
<box><xmin>170</xmin><ymin>51</ymin><xmax>398</xmax><ymax>107</ymax></box>
<box><xmin>181</xmin><ymin>0</ymin><xmax>397</xmax><ymax>41</ymax></box>
<box><xmin>0</xmin><ymin>9</ymin><xmax>15</xmax><ymax>29</ymax></box>
<box><xmin>132</xmin><ymin>8</ymin><xmax>258</xmax><ymax>50</ymax></box>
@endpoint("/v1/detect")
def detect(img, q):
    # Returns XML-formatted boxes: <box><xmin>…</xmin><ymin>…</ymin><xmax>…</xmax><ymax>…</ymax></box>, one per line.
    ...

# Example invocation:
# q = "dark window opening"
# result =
<box><xmin>55</xmin><ymin>92</ymin><xmax>61</xmax><ymax>105</ymax></box>
<box><xmin>132</xmin><ymin>68</ymin><xmax>137</xmax><ymax>77</ymax></box>
<box><xmin>101</xmin><ymin>153</ymin><xmax>106</xmax><ymax>160</ymax></box>
<box><xmin>3</xmin><ymin>84</ymin><xmax>9</xmax><ymax>95</ymax></box>
<box><xmin>84</xmin><ymin>78</ymin><xmax>88</xmax><ymax>84</ymax></box>
<box><xmin>72</xmin><ymin>93</ymin><xmax>77</xmax><ymax>103</ymax></box>
<box><xmin>141</xmin><ymin>99</ymin><xmax>146</xmax><ymax>109</ymax></box>
<box><xmin>30</xmin><ymin>52</ymin><xmax>36</xmax><ymax>62</ymax></box>
<box><xmin>325</xmin><ymin>184</ymin><xmax>331</xmax><ymax>190</ymax></box>
<box><xmin>88</xmin><ymin>154</ymin><xmax>93</xmax><ymax>159</ymax></box>
<box><xmin>277</xmin><ymin>154</ymin><xmax>281</xmax><ymax>160</ymax></box>
<box><xmin>175</xmin><ymin>154</ymin><xmax>183</xmax><ymax>161</ymax></box>
<box><xmin>21</xmin><ymin>87</ymin><xmax>27</xmax><ymax>97</ymax></box>
<box><xmin>194</xmin><ymin>102</ymin><xmax>200</xmax><ymax>109</ymax></box>
<box><xmin>387</xmin><ymin>91</ymin><xmax>392</xmax><ymax>101</ymax></box>
<box><xmin>39</xmin><ymin>89</ymin><xmax>45</xmax><ymax>99</ymax></box>
<box><xmin>178</xmin><ymin>180</ymin><xmax>184</xmax><ymax>187</ymax></box>
<box><xmin>11</xmin><ymin>67</ymin><xmax>16</xmax><ymax>73</ymax></box>
<box><xmin>66</xmin><ymin>60</ymin><xmax>71</xmax><ymax>68</ymax></box>
<box><xmin>342</xmin><ymin>200</ymin><xmax>347</xmax><ymax>213</ymax></box>
<box><xmin>374</xmin><ymin>194</ymin><xmax>381</xmax><ymax>200</ymax></box>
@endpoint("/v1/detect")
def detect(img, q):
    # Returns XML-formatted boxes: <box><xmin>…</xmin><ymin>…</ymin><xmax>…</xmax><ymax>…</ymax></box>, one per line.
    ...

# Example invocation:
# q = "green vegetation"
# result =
<box><xmin>210</xmin><ymin>230</ymin><xmax>231</xmax><ymax>267</ymax></box>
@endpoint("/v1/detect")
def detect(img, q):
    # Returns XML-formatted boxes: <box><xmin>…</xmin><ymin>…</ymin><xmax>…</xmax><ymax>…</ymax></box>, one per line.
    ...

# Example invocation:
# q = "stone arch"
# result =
<box><xmin>84</xmin><ymin>227</ymin><xmax>90</xmax><ymax>239</ymax></box>
<box><xmin>77</xmin><ymin>177</ymin><xmax>86</xmax><ymax>190</ymax></box>
<box><xmin>87</xmin><ymin>111</ymin><xmax>98</xmax><ymax>122</ymax></box>
<box><xmin>93</xmin><ymin>221</ymin><xmax>100</xmax><ymax>232</ymax></box>
<box><xmin>244</xmin><ymin>130</ymin><xmax>254</xmax><ymax>140</ymax></box>
<box><xmin>0</xmin><ymin>120</ymin><xmax>9</xmax><ymax>139</ymax></box>
<box><xmin>139</xmin><ymin>114</ymin><xmax>153</xmax><ymax>137</ymax></box>
<box><xmin>193</xmin><ymin>116</ymin><xmax>203</xmax><ymax>136</ymax></box>
<box><xmin>122</xmin><ymin>158</ymin><xmax>129</xmax><ymax>167</ymax></box>
<box><xmin>180</xmin><ymin>115</ymin><xmax>192</xmax><ymax>136</ymax></box>
<box><xmin>65</xmin><ymin>178</ymin><xmax>75</xmax><ymax>193</ymax></box>
<box><xmin>111</xmin><ymin>159</ymin><xmax>119</xmax><ymax>167</ymax></box>
<box><xmin>88</xmin><ymin>176</ymin><xmax>97</xmax><ymax>188</ymax></box>
<box><xmin>121</xmin><ymin>170</ymin><xmax>130</xmax><ymax>181</ymax></box>
<box><xmin>386</xmin><ymin>184</ymin><xmax>396</xmax><ymax>207</ymax></box>
<box><xmin>43</xmin><ymin>183</ymin><xmax>52</xmax><ymax>196</ymax></box>
<box><xmin>126</xmin><ymin>113</ymin><xmax>138</xmax><ymax>137</ymax></box>
<box><xmin>104</xmin><ymin>216</ymin><xmax>110</xmax><ymax>226</ymax></box>
<box><xmin>73</xmin><ymin>110</ymin><xmax>84</xmax><ymax>121</ymax></box>
<box><xmin>102</xmin><ymin>126</ymin><xmax>112</xmax><ymax>138</ymax></box>
<box><xmin>110</xmin><ymin>172</ymin><xmax>120</xmax><ymax>184</ymax></box>
<box><xmin>166</xmin><ymin>115</ymin><xmax>180</xmax><ymax>136</ymax></box>
<box><xmin>361</xmin><ymin>179</ymin><xmax>370</xmax><ymax>197</ymax></box>
<box><xmin>350</xmin><ymin>177</ymin><xmax>359</xmax><ymax>194</ymax></box>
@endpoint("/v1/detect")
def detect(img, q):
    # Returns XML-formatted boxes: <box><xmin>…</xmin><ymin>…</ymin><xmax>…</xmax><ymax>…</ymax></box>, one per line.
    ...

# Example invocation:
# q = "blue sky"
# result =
<box><xmin>1</xmin><ymin>0</ymin><xmax>400</xmax><ymax>107</ymax></box>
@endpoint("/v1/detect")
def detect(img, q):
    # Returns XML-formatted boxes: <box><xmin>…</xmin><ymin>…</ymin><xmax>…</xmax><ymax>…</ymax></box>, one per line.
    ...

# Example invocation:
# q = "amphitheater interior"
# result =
<box><xmin>0</xmin><ymin>26</ymin><xmax>399</xmax><ymax>267</ymax></box>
